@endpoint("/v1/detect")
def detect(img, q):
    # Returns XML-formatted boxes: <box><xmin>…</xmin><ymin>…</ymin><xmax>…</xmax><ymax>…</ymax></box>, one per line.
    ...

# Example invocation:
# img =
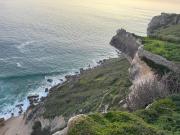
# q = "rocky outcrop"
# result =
<box><xmin>110</xmin><ymin>29</ymin><xmax>154</xmax><ymax>81</ymax></box>
<box><xmin>110</xmin><ymin>29</ymin><xmax>141</xmax><ymax>60</ymax></box>
<box><xmin>52</xmin><ymin>114</ymin><xmax>86</xmax><ymax>135</ymax></box>
<box><xmin>138</xmin><ymin>46</ymin><xmax>179</xmax><ymax>73</ymax></box>
<box><xmin>37</xmin><ymin>116</ymin><xmax>66</xmax><ymax>133</ymax></box>
<box><xmin>147</xmin><ymin>13</ymin><xmax>180</xmax><ymax>36</ymax></box>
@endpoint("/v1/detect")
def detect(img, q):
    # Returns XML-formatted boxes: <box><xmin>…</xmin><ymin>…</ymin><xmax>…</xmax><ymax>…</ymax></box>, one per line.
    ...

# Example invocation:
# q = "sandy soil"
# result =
<box><xmin>0</xmin><ymin>115</ymin><xmax>32</xmax><ymax>135</ymax></box>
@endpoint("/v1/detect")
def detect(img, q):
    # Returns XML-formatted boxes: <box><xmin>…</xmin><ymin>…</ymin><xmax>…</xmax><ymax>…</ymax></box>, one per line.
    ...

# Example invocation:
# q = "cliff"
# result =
<box><xmin>110</xmin><ymin>13</ymin><xmax>180</xmax><ymax>110</ymax></box>
<box><xmin>147</xmin><ymin>13</ymin><xmax>180</xmax><ymax>37</ymax></box>
<box><xmin>147</xmin><ymin>13</ymin><xmax>180</xmax><ymax>42</ymax></box>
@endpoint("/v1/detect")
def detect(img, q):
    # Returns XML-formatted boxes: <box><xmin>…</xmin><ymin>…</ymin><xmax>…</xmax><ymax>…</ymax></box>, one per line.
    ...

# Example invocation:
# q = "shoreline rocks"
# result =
<box><xmin>0</xmin><ymin>118</ymin><xmax>5</xmax><ymax>127</ymax></box>
<box><xmin>27</xmin><ymin>94</ymin><xmax>39</xmax><ymax>106</ymax></box>
<box><xmin>47</xmin><ymin>79</ymin><xmax>53</xmax><ymax>83</ymax></box>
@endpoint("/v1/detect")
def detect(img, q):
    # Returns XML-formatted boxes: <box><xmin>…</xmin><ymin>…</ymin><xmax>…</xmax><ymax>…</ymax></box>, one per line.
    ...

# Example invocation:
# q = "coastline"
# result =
<box><xmin>0</xmin><ymin>51</ymin><xmax>119</xmax><ymax>120</ymax></box>
<box><xmin>0</xmin><ymin>55</ymin><xmax>131</xmax><ymax>135</ymax></box>
<box><xmin>0</xmin><ymin>54</ymin><xmax>121</xmax><ymax>128</ymax></box>
<box><xmin>1</xmin><ymin>12</ymin><xmax>180</xmax><ymax>135</ymax></box>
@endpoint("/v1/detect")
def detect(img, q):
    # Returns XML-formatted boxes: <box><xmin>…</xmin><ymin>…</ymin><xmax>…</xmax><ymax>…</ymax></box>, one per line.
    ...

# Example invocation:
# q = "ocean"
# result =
<box><xmin>0</xmin><ymin>0</ymin><xmax>180</xmax><ymax>118</ymax></box>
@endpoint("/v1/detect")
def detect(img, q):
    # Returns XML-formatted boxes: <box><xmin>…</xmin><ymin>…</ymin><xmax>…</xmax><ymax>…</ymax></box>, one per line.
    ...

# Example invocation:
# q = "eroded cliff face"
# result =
<box><xmin>110</xmin><ymin>29</ymin><xmax>141</xmax><ymax>60</ymax></box>
<box><xmin>110</xmin><ymin>16</ymin><xmax>180</xmax><ymax>110</ymax></box>
<box><xmin>110</xmin><ymin>29</ymin><xmax>156</xmax><ymax>109</ymax></box>
<box><xmin>110</xmin><ymin>29</ymin><xmax>155</xmax><ymax>82</ymax></box>
<box><xmin>147</xmin><ymin>13</ymin><xmax>180</xmax><ymax>37</ymax></box>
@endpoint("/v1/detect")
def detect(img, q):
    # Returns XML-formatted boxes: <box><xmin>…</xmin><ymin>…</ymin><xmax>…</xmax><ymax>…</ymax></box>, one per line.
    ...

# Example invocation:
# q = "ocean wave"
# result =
<box><xmin>16</xmin><ymin>41</ymin><xmax>34</xmax><ymax>52</ymax></box>
<box><xmin>0</xmin><ymin>71</ymin><xmax>67</xmax><ymax>80</ymax></box>
<box><xmin>0</xmin><ymin>70</ymin><xmax>77</xmax><ymax>119</ymax></box>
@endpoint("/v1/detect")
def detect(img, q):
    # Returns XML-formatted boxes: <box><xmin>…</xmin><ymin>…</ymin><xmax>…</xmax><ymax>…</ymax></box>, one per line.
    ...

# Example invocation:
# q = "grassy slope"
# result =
<box><xmin>143</xmin><ymin>37</ymin><xmax>180</xmax><ymax>62</ymax></box>
<box><xmin>153</xmin><ymin>24</ymin><xmax>180</xmax><ymax>43</ymax></box>
<box><xmin>43</xmin><ymin>58</ymin><xmax>131</xmax><ymax>118</ymax></box>
<box><xmin>68</xmin><ymin>95</ymin><xmax>180</xmax><ymax>135</ymax></box>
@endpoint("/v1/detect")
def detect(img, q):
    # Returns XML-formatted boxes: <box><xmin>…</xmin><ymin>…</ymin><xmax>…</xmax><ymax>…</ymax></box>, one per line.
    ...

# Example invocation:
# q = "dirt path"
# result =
<box><xmin>0</xmin><ymin>115</ymin><xmax>32</xmax><ymax>135</ymax></box>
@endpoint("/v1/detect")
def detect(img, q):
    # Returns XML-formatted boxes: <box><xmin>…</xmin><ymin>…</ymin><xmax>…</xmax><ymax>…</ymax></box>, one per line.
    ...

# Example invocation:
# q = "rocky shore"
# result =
<box><xmin>0</xmin><ymin>56</ymin><xmax>129</xmax><ymax>135</ymax></box>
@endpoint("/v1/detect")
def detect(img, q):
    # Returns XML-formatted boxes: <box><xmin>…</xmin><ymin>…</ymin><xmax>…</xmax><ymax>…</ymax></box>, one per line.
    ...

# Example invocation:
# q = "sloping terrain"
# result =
<box><xmin>68</xmin><ymin>95</ymin><xmax>180</xmax><ymax>135</ymax></box>
<box><xmin>43</xmin><ymin>58</ymin><xmax>131</xmax><ymax>119</ymax></box>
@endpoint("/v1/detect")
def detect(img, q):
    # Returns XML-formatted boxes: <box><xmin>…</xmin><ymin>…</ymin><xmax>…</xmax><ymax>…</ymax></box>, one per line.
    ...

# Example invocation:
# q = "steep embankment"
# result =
<box><xmin>110</xmin><ymin>13</ymin><xmax>180</xmax><ymax>110</ymax></box>
<box><xmin>66</xmin><ymin>95</ymin><xmax>180</xmax><ymax>135</ymax></box>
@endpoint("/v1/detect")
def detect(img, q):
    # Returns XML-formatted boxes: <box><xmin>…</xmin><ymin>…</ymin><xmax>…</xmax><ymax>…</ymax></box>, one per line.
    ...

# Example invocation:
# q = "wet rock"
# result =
<box><xmin>40</xmin><ymin>97</ymin><xmax>46</xmax><ymax>102</ymax></box>
<box><xmin>45</xmin><ymin>88</ymin><xmax>49</xmax><ymax>93</ymax></box>
<box><xmin>11</xmin><ymin>113</ymin><xmax>14</xmax><ymax>117</ymax></box>
<box><xmin>80</xmin><ymin>68</ymin><xmax>84</xmax><ymax>74</ymax></box>
<box><xmin>97</xmin><ymin>60</ymin><xmax>103</xmax><ymax>64</ymax></box>
<box><xmin>60</xmin><ymin>79</ymin><xmax>64</xmax><ymax>81</ymax></box>
<box><xmin>27</xmin><ymin>94</ymin><xmax>39</xmax><ymax>106</ymax></box>
<box><xmin>0</xmin><ymin>118</ymin><xmax>5</xmax><ymax>127</ymax></box>
<box><xmin>18</xmin><ymin>109</ymin><xmax>23</xmax><ymax>114</ymax></box>
<box><xmin>16</xmin><ymin>104</ymin><xmax>24</xmax><ymax>114</ymax></box>
<box><xmin>75</xmin><ymin>72</ymin><xmax>79</xmax><ymax>74</ymax></box>
<box><xmin>27</xmin><ymin>94</ymin><xmax>39</xmax><ymax>100</ymax></box>
<box><xmin>47</xmin><ymin>79</ymin><xmax>53</xmax><ymax>83</ymax></box>
<box><xmin>16</xmin><ymin>103</ymin><xmax>23</xmax><ymax>108</ymax></box>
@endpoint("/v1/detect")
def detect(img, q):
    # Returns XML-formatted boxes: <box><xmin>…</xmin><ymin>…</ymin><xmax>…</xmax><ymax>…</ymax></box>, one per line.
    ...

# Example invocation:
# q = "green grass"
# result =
<box><xmin>68</xmin><ymin>95</ymin><xmax>180</xmax><ymax>135</ymax></box>
<box><xmin>68</xmin><ymin>112</ymin><xmax>163</xmax><ymax>135</ymax></box>
<box><xmin>152</xmin><ymin>24</ymin><xmax>180</xmax><ymax>43</ymax></box>
<box><xmin>43</xmin><ymin>58</ymin><xmax>131</xmax><ymax>118</ymax></box>
<box><xmin>143</xmin><ymin>37</ymin><xmax>180</xmax><ymax>62</ymax></box>
<box><xmin>68</xmin><ymin>113</ymin><xmax>162</xmax><ymax>135</ymax></box>
<box><xmin>136</xmin><ymin>95</ymin><xmax>180</xmax><ymax>135</ymax></box>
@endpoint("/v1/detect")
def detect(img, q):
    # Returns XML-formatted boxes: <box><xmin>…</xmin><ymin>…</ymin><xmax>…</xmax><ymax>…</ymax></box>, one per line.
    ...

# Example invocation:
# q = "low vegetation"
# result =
<box><xmin>142</xmin><ymin>37</ymin><xmax>180</xmax><ymax>62</ymax></box>
<box><xmin>152</xmin><ymin>24</ymin><xmax>180</xmax><ymax>43</ymax></box>
<box><xmin>136</xmin><ymin>95</ymin><xmax>180</xmax><ymax>135</ymax></box>
<box><xmin>68</xmin><ymin>95</ymin><xmax>180</xmax><ymax>135</ymax></box>
<box><xmin>43</xmin><ymin>58</ymin><xmax>131</xmax><ymax>118</ymax></box>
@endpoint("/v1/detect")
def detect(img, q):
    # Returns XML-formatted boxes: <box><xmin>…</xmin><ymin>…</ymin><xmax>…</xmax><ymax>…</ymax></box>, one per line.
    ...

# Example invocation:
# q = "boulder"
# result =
<box><xmin>47</xmin><ymin>79</ymin><xmax>53</xmax><ymax>83</ymax></box>
<box><xmin>45</xmin><ymin>88</ymin><xmax>49</xmax><ymax>93</ymax></box>
<box><xmin>27</xmin><ymin>94</ymin><xmax>39</xmax><ymax>106</ymax></box>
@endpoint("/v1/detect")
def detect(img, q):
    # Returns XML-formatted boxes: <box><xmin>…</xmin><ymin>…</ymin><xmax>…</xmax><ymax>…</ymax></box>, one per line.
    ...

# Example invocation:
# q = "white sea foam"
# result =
<box><xmin>16</xmin><ymin>62</ymin><xmax>22</xmax><ymax>68</ymax></box>
<box><xmin>16</xmin><ymin>41</ymin><xmax>34</xmax><ymax>53</ymax></box>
